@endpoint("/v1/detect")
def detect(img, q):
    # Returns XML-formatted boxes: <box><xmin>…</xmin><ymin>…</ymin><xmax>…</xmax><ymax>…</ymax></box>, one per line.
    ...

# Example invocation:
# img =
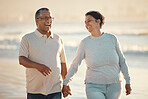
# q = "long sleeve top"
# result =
<box><xmin>64</xmin><ymin>33</ymin><xmax>130</xmax><ymax>85</ymax></box>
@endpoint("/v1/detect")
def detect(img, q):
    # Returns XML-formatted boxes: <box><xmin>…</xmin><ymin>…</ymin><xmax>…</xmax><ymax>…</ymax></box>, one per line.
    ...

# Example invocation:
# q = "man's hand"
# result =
<box><xmin>125</xmin><ymin>84</ymin><xmax>132</xmax><ymax>95</ymax></box>
<box><xmin>62</xmin><ymin>85</ymin><xmax>72</xmax><ymax>98</ymax></box>
<box><xmin>35</xmin><ymin>64</ymin><xmax>52</xmax><ymax>76</ymax></box>
<box><xmin>19</xmin><ymin>56</ymin><xmax>52</xmax><ymax>76</ymax></box>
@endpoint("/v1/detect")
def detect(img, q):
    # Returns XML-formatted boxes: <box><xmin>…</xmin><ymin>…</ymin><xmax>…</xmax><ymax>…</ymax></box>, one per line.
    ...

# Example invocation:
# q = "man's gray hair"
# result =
<box><xmin>35</xmin><ymin>8</ymin><xmax>49</xmax><ymax>19</ymax></box>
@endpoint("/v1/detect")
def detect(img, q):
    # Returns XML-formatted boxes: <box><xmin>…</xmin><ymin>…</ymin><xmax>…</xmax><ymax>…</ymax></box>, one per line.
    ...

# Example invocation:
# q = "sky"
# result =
<box><xmin>0</xmin><ymin>0</ymin><xmax>148</xmax><ymax>24</ymax></box>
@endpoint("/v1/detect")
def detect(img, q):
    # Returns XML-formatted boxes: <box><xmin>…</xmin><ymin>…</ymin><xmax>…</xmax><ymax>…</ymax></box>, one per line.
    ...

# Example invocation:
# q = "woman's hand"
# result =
<box><xmin>125</xmin><ymin>84</ymin><xmax>132</xmax><ymax>95</ymax></box>
<box><xmin>62</xmin><ymin>85</ymin><xmax>72</xmax><ymax>98</ymax></box>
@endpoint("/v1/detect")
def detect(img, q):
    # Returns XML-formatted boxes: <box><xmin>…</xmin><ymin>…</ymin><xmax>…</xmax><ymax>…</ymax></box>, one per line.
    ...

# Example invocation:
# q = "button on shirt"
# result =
<box><xmin>19</xmin><ymin>29</ymin><xmax>66</xmax><ymax>95</ymax></box>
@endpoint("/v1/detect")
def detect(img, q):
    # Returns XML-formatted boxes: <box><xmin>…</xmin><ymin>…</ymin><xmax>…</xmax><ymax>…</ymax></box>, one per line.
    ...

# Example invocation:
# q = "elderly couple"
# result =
<box><xmin>19</xmin><ymin>8</ymin><xmax>131</xmax><ymax>99</ymax></box>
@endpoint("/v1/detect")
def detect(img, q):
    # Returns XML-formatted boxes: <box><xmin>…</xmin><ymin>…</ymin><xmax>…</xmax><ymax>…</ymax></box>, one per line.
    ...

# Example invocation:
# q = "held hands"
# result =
<box><xmin>35</xmin><ymin>64</ymin><xmax>52</xmax><ymax>76</ymax></box>
<box><xmin>62</xmin><ymin>85</ymin><xmax>72</xmax><ymax>98</ymax></box>
<box><xmin>125</xmin><ymin>84</ymin><xmax>132</xmax><ymax>95</ymax></box>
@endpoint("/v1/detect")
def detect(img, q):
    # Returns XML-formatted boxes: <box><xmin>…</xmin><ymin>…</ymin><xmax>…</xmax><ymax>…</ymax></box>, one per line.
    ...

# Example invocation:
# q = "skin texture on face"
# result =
<box><xmin>35</xmin><ymin>11</ymin><xmax>52</xmax><ymax>35</ymax></box>
<box><xmin>85</xmin><ymin>15</ymin><xmax>101</xmax><ymax>34</ymax></box>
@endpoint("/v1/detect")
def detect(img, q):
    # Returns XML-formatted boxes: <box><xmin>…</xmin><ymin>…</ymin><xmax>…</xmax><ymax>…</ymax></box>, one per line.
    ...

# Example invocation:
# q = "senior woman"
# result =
<box><xmin>62</xmin><ymin>11</ymin><xmax>132</xmax><ymax>99</ymax></box>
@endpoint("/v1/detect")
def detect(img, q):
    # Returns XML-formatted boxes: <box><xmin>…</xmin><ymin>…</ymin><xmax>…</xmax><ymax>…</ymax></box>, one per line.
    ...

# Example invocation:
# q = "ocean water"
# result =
<box><xmin>0</xmin><ymin>21</ymin><xmax>148</xmax><ymax>99</ymax></box>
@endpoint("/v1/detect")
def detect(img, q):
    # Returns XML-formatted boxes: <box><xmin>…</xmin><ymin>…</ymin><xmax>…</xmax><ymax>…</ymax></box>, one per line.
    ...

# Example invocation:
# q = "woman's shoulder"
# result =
<box><xmin>81</xmin><ymin>35</ymin><xmax>91</xmax><ymax>43</ymax></box>
<box><xmin>105</xmin><ymin>33</ymin><xmax>117</xmax><ymax>39</ymax></box>
<box><xmin>105</xmin><ymin>33</ymin><xmax>115</xmax><ymax>37</ymax></box>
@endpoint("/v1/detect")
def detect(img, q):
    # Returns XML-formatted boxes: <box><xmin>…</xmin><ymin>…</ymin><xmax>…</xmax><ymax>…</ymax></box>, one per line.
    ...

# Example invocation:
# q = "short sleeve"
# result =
<box><xmin>19</xmin><ymin>36</ymin><xmax>29</xmax><ymax>57</ymax></box>
<box><xmin>60</xmin><ymin>39</ymin><xmax>66</xmax><ymax>63</ymax></box>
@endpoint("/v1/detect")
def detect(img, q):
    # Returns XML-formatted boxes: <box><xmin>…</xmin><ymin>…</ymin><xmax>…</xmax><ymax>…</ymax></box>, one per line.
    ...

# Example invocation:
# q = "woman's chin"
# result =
<box><xmin>87</xmin><ymin>29</ymin><xmax>92</xmax><ymax>33</ymax></box>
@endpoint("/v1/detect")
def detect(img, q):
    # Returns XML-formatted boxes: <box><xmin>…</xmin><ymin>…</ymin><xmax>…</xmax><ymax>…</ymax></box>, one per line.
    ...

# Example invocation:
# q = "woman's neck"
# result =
<box><xmin>91</xmin><ymin>28</ymin><xmax>102</xmax><ymax>37</ymax></box>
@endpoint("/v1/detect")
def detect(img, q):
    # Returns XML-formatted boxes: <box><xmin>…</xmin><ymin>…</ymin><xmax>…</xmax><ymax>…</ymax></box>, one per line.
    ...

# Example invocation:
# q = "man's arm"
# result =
<box><xmin>19</xmin><ymin>56</ymin><xmax>52</xmax><ymax>76</ymax></box>
<box><xmin>61</xmin><ymin>63</ymin><xmax>71</xmax><ymax>98</ymax></box>
<box><xmin>61</xmin><ymin>63</ymin><xmax>67</xmax><ymax>80</ymax></box>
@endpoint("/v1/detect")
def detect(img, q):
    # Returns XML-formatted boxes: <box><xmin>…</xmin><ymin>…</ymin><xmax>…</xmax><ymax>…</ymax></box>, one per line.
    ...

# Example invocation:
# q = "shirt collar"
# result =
<box><xmin>49</xmin><ymin>32</ymin><xmax>54</xmax><ymax>38</ymax></box>
<box><xmin>34</xmin><ymin>29</ymin><xmax>54</xmax><ymax>39</ymax></box>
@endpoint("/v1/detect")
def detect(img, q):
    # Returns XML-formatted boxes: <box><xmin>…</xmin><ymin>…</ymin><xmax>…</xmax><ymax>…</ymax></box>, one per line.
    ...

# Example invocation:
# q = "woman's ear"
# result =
<box><xmin>96</xmin><ymin>19</ymin><xmax>101</xmax><ymax>24</ymax></box>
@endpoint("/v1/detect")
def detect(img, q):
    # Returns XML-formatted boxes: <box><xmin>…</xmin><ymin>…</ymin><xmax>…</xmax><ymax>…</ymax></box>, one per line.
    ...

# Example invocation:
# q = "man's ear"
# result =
<box><xmin>35</xmin><ymin>19</ymin><xmax>38</xmax><ymax>24</ymax></box>
<box><xmin>35</xmin><ymin>19</ymin><xmax>39</xmax><ymax>27</ymax></box>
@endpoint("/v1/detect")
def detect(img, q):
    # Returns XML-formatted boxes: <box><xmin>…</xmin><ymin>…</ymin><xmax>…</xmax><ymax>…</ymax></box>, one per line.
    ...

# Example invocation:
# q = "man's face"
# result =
<box><xmin>36</xmin><ymin>11</ymin><xmax>53</xmax><ymax>34</ymax></box>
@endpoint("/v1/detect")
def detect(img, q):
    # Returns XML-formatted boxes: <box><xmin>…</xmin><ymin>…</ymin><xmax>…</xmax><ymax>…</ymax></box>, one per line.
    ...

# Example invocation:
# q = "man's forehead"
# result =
<box><xmin>41</xmin><ymin>11</ymin><xmax>50</xmax><ymax>15</ymax></box>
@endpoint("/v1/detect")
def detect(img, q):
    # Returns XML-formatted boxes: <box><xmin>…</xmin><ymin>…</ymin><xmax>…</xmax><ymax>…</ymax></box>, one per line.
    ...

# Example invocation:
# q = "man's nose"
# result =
<box><xmin>45</xmin><ymin>19</ymin><xmax>52</xmax><ymax>23</ymax></box>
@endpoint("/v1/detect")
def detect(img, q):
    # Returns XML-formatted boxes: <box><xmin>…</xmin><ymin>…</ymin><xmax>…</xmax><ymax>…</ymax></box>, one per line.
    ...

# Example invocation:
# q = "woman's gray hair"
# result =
<box><xmin>35</xmin><ymin>8</ymin><xmax>49</xmax><ymax>19</ymax></box>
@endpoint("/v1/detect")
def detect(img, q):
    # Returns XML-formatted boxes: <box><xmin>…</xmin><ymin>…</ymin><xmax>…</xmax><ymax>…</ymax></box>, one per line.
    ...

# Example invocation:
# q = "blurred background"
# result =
<box><xmin>0</xmin><ymin>0</ymin><xmax>148</xmax><ymax>99</ymax></box>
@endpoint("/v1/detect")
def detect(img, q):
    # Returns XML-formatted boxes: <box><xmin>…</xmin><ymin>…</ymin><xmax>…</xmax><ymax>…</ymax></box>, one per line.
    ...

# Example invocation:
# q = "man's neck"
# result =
<box><xmin>46</xmin><ymin>31</ymin><xmax>51</xmax><ymax>38</ymax></box>
<box><xmin>37</xmin><ymin>29</ymin><xmax>51</xmax><ymax>38</ymax></box>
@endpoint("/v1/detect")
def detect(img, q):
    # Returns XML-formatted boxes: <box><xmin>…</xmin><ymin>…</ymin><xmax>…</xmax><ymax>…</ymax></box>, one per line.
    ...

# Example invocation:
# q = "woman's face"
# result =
<box><xmin>85</xmin><ymin>15</ymin><xmax>99</xmax><ymax>33</ymax></box>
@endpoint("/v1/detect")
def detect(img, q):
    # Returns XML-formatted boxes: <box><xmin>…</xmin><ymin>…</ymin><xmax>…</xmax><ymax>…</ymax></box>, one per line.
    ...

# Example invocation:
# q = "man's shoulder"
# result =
<box><xmin>22</xmin><ymin>31</ymin><xmax>35</xmax><ymax>39</ymax></box>
<box><xmin>53</xmin><ymin>33</ymin><xmax>59</xmax><ymax>37</ymax></box>
<box><xmin>53</xmin><ymin>33</ymin><xmax>62</xmax><ymax>40</ymax></box>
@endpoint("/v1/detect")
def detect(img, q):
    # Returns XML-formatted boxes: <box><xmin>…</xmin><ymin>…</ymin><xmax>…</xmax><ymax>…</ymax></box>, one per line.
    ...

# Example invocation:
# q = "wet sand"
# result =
<box><xmin>0</xmin><ymin>58</ymin><xmax>148</xmax><ymax>99</ymax></box>
<box><xmin>0</xmin><ymin>58</ymin><xmax>26</xmax><ymax>99</ymax></box>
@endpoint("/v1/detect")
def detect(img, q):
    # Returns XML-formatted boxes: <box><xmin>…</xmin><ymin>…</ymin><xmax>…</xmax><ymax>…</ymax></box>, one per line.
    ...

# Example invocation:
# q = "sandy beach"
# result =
<box><xmin>0</xmin><ymin>59</ymin><xmax>26</xmax><ymax>99</ymax></box>
<box><xmin>0</xmin><ymin>57</ymin><xmax>148</xmax><ymax>99</ymax></box>
<box><xmin>0</xmin><ymin>0</ymin><xmax>148</xmax><ymax>98</ymax></box>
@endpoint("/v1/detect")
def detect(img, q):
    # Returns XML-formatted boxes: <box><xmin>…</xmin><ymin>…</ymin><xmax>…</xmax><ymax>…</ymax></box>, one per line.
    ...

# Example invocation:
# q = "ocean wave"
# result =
<box><xmin>64</xmin><ymin>46</ymin><xmax>148</xmax><ymax>56</ymax></box>
<box><xmin>1</xmin><ymin>22</ymin><xmax>148</xmax><ymax>36</ymax></box>
<box><xmin>124</xmin><ymin>50</ymin><xmax>148</xmax><ymax>56</ymax></box>
<box><xmin>57</xmin><ymin>31</ymin><xmax>148</xmax><ymax>35</ymax></box>
<box><xmin>0</xmin><ymin>33</ymin><xmax>147</xmax><ymax>58</ymax></box>
<box><xmin>0</xmin><ymin>45</ymin><xmax>147</xmax><ymax>59</ymax></box>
